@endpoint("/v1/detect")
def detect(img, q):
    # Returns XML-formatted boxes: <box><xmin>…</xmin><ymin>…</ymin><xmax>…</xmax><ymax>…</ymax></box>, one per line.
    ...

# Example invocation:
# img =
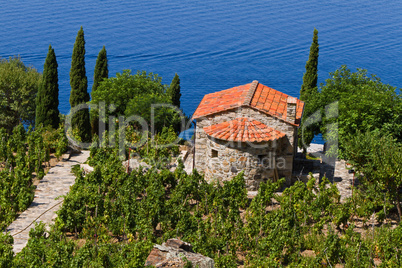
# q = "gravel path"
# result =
<box><xmin>5</xmin><ymin>151</ymin><xmax>90</xmax><ymax>254</ymax></box>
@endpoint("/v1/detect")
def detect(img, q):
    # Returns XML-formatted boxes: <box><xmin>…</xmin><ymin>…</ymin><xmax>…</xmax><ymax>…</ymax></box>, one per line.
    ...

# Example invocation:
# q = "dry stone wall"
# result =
<box><xmin>195</xmin><ymin>107</ymin><xmax>297</xmax><ymax>189</ymax></box>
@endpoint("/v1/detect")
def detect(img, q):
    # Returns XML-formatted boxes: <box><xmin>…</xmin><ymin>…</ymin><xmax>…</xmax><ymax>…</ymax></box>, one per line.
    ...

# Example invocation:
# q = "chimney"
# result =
<box><xmin>286</xmin><ymin>97</ymin><xmax>297</xmax><ymax>123</ymax></box>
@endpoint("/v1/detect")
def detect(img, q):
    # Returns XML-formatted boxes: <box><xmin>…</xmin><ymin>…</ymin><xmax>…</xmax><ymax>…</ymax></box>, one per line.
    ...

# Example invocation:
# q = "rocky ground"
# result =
<box><xmin>145</xmin><ymin>238</ymin><xmax>214</xmax><ymax>268</ymax></box>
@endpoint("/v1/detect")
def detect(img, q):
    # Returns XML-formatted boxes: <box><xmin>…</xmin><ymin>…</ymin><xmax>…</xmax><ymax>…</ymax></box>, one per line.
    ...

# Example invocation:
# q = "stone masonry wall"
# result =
<box><xmin>194</xmin><ymin>107</ymin><xmax>297</xmax><ymax>189</ymax></box>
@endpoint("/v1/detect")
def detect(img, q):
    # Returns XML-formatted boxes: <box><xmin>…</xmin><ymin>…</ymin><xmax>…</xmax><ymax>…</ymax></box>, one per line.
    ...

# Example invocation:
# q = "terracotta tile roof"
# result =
<box><xmin>203</xmin><ymin>117</ymin><xmax>286</xmax><ymax>142</ymax></box>
<box><xmin>192</xmin><ymin>81</ymin><xmax>304</xmax><ymax>126</ymax></box>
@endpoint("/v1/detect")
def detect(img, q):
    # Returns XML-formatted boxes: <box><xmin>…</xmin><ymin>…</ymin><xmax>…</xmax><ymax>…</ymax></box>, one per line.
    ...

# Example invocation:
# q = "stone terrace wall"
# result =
<box><xmin>194</xmin><ymin>107</ymin><xmax>297</xmax><ymax>188</ymax></box>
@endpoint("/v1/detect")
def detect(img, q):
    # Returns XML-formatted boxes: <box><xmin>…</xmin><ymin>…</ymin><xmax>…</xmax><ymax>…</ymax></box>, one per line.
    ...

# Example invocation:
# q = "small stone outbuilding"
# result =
<box><xmin>192</xmin><ymin>81</ymin><xmax>304</xmax><ymax>190</ymax></box>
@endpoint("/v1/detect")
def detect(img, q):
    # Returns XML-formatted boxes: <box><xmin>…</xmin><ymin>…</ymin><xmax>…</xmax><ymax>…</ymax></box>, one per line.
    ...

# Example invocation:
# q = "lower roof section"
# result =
<box><xmin>203</xmin><ymin>117</ymin><xmax>286</xmax><ymax>143</ymax></box>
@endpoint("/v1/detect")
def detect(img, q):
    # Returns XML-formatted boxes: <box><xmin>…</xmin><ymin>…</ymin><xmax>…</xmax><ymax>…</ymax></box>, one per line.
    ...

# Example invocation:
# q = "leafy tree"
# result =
<box><xmin>90</xmin><ymin>70</ymin><xmax>184</xmax><ymax>134</ymax></box>
<box><xmin>167</xmin><ymin>73</ymin><xmax>181</xmax><ymax>108</ymax></box>
<box><xmin>315</xmin><ymin>66</ymin><xmax>402</xmax><ymax>157</ymax></box>
<box><xmin>35</xmin><ymin>45</ymin><xmax>60</xmax><ymax>129</ymax></box>
<box><xmin>298</xmin><ymin>28</ymin><xmax>320</xmax><ymax>152</ymax></box>
<box><xmin>69</xmin><ymin>26</ymin><xmax>91</xmax><ymax>143</ymax></box>
<box><xmin>344</xmin><ymin>130</ymin><xmax>402</xmax><ymax>221</ymax></box>
<box><xmin>91</xmin><ymin>70</ymin><xmax>165</xmax><ymax>116</ymax></box>
<box><xmin>0</xmin><ymin>57</ymin><xmax>41</xmax><ymax>132</ymax></box>
<box><xmin>125</xmin><ymin>93</ymin><xmax>182</xmax><ymax>133</ymax></box>
<box><xmin>91</xmin><ymin>46</ymin><xmax>109</xmax><ymax>136</ymax></box>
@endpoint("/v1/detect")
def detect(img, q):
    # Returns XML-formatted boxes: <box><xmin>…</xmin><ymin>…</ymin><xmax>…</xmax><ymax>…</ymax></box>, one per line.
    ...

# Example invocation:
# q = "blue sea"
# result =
<box><xmin>1</xmin><ymin>0</ymin><xmax>401</xmax><ymax>143</ymax></box>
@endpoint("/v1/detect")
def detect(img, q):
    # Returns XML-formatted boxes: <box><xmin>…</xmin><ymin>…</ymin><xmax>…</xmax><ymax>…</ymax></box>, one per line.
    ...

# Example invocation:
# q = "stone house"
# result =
<box><xmin>191</xmin><ymin>80</ymin><xmax>304</xmax><ymax>190</ymax></box>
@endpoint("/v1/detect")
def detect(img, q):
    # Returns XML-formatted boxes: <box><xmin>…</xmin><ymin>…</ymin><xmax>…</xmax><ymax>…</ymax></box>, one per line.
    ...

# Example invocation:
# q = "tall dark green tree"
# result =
<box><xmin>300</xmin><ymin>28</ymin><xmax>319</xmax><ymax>97</ymax></box>
<box><xmin>92</xmin><ymin>46</ymin><xmax>108</xmax><ymax>93</ymax></box>
<box><xmin>91</xmin><ymin>46</ymin><xmax>108</xmax><ymax>136</ymax></box>
<box><xmin>167</xmin><ymin>73</ymin><xmax>181</xmax><ymax>108</ymax></box>
<box><xmin>69</xmin><ymin>26</ymin><xmax>91</xmax><ymax>143</ymax></box>
<box><xmin>298</xmin><ymin>28</ymin><xmax>320</xmax><ymax>152</ymax></box>
<box><xmin>36</xmin><ymin>45</ymin><xmax>60</xmax><ymax>129</ymax></box>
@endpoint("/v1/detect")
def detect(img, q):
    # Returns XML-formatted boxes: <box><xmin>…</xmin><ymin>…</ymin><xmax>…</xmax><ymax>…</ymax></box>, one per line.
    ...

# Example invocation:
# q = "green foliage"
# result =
<box><xmin>91</xmin><ymin>46</ymin><xmax>108</xmax><ymax>136</ymax></box>
<box><xmin>53</xmin><ymin>147</ymin><xmax>249</xmax><ymax>264</ymax></box>
<box><xmin>125</xmin><ymin>93</ymin><xmax>179</xmax><ymax>132</ymax></box>
<box><xmin>36</xmin><ymin>124</ymin><xmax>69</xmax><ymax>161</ymax></box>
<box><xmin>0</xmin><ymin>57</ymin><xmax>41</xmax><ymax>132</ymax></box>
<box><xmin>298</xmin><ymin>28</ymin><xmax>320</xmax><ymax>151</ymax></box>
<box><xmin>167</xmin><ymin>73</ymin><xmax>181</xmax><ymax>108</ymax></box>
<box><xmin>54</xmin><ymin>125</ymin><xmax>69</xmax><ymax>160</ymax></box>
<box><xmin>90</xmin><ymin>69</ymin><xmax>186</xmax><ymax>134</ymax></box>
<box><xmin>68</xmin><ymin>239</ymin><xmax>153</xmax><ymax>267</ymax></box>
<box><xmin>92</xmin><ymin>46</ymin><xmax>109</xmax><ymax>94</ymax></box>
<box><xmin>374</xmin><ymin>225</ymin><xmax>402</xmax><ymax>266</ymax></box>
<box><xmin>314</xmin><ymin>66</ymin><xmax>402</xmax><ymax>157</ymax></box>
<box><xmin>344</xmin><ymin>131</ymin><xmax>401</xmax><ymax>186</ymax></box>
<box><xmin>3</xmin><ymin>145</ymin><xmax>401</xmax><ymax>266</ymax></box>
<box><xmin>91</xmin><ymin>70</ymin><xmax>164</xmax><ymax>117</ymax></box>
<box><xmin>0</xmin><ymin>125</ymin><xmax>51</xmax><ymax>230</ymax></box>
<box><xmin>69</xmin><ymin>26</ymin><xmax>91</xmax><ymax>143</ymax></box>
<box><xmin>135</xmin><ymin>126</ymin><xmax>180</xmax><ymax>163</ymax></box>
<box><xmin>344</xmin><ymin>130</ymin><xmax>402</xmax><ymax>220</ymax></box>
<box><xmin>13</xmin><ymin>222</ymin><xmax>75</xmax><ymax>267</ymax></box>
<box><xmin>0</xmin><ymin>232</ymin><xmax>13</xmax><ymax>268</ymax></box>
<box><xmin>27</xmin><ymin>125</ymin><xmax>47</xmax><ymax>180</ymax></box>
<box><xmin>0</xmin><ymin>124</ymin><xmax>68</xmax><ymax>232</ymax></box>
<box><xmin>36</xmin><ymin>45</ymin><xmax>60</xmax><ymax>129</ymax></box>
<box><xmin>301</xmin><ymin>28</ymin><xmax>319</xmax><ymax>95</ymax></box>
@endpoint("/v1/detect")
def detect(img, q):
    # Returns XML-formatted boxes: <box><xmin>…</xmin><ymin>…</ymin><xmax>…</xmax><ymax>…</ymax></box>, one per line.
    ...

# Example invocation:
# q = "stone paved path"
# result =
<box><xmin>5</xmin><ymin>151</ymin><xmax>90</xmax><ymax>254</ymax></box>
<box><xmin>333</xmin><ymin>159</ymin><xmax>355</xmax><ymax>202</ymax></box>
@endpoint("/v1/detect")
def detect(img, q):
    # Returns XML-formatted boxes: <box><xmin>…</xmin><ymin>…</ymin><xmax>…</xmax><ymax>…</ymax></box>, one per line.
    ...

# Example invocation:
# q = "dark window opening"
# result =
<box><xmin>258</xmin><ymin>155</ymin><xmax>268</xmax><ymax>165</ymax></box>
<box><xmin>212</xmin><ymin>149</ymin><xmax>218</xmax><ymax>158</ymax></box>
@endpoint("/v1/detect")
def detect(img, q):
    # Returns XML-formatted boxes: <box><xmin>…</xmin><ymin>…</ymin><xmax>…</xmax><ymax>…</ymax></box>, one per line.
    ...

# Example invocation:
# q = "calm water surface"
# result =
<box><xmin>1</xmin><ymin>0</ymin><xmax>401</xmax><ymax>124</ymax></box>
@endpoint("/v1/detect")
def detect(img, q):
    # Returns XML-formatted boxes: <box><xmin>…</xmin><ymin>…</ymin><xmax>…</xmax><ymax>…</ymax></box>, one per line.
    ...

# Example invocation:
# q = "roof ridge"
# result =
<box><xmin>243</xmin><ymin>80</ymin><xmax>259</xmax><ymax>106</ymax></box>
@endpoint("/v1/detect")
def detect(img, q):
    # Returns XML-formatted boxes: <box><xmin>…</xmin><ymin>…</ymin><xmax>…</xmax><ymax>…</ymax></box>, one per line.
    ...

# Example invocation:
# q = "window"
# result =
<box><xmin>258</xmin><ymin>155</ymin><xmax>267</xmax><ymax>165</ymax></box>
<box><xmin>212</xmin><ymin>149</ymin><xmax>218</xmax><ymax>158</ymax></box>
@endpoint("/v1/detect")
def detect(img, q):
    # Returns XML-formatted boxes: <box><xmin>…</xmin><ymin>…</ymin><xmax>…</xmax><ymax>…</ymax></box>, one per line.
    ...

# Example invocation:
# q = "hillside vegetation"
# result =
<box><xmin>1</xmin><ymin>133</ymin><xmax>402</xmax><ymax>267</ymax></box>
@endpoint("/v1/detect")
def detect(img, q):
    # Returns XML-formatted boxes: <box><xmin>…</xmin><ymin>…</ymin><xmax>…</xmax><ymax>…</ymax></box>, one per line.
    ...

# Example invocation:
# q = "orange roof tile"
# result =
<box><xmin>203</xmin><ymin>118</ymin><xmax>286</xmax><ymax>142</ymax></box>
<box><xmin>192</xmin><ymin>81</ymin><xmax>304</xmax><ymax>126</ymax></box>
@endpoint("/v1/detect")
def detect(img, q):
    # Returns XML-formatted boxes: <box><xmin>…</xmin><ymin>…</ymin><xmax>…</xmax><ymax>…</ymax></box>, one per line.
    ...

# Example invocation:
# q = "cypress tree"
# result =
<box><xmin>36</xmin><ymin>45</ymin><xmax>60</xmax><ymax>129</ymax></box>
<box><xmin>167</xmin><ymin>73</ymin><xmax>181</xmax><ymax>108</ymax></box>
<box><xmin>91</xmin><ymin>46</ymin><xmax>108</xmax><ymax>136</ymax></box>
<box><xmin>92</xmin><ymin>46</ymin><xmax>108</xmax><ymax>93</ymax></box>
<box><xmin>298</xmin><ymin>28</ymin><xmax>320</xmax><ymax>152</ymax></box>
<box><xmin>69</xmin><ymin>26</ymin><xmax>91</xmax><ymax>142</ymax></box>
<box><xmin>300</xmin><ymin>28</ymin><xmax>319</xmax><ymax>99</ymax></box>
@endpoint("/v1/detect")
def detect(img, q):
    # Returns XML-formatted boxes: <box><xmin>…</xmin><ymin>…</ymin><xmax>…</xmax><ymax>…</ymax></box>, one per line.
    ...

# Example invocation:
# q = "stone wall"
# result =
<box><xmin>194</xmin><ymin>107</ymin><xmax>297</xmax><ymax>189</ymax></box>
